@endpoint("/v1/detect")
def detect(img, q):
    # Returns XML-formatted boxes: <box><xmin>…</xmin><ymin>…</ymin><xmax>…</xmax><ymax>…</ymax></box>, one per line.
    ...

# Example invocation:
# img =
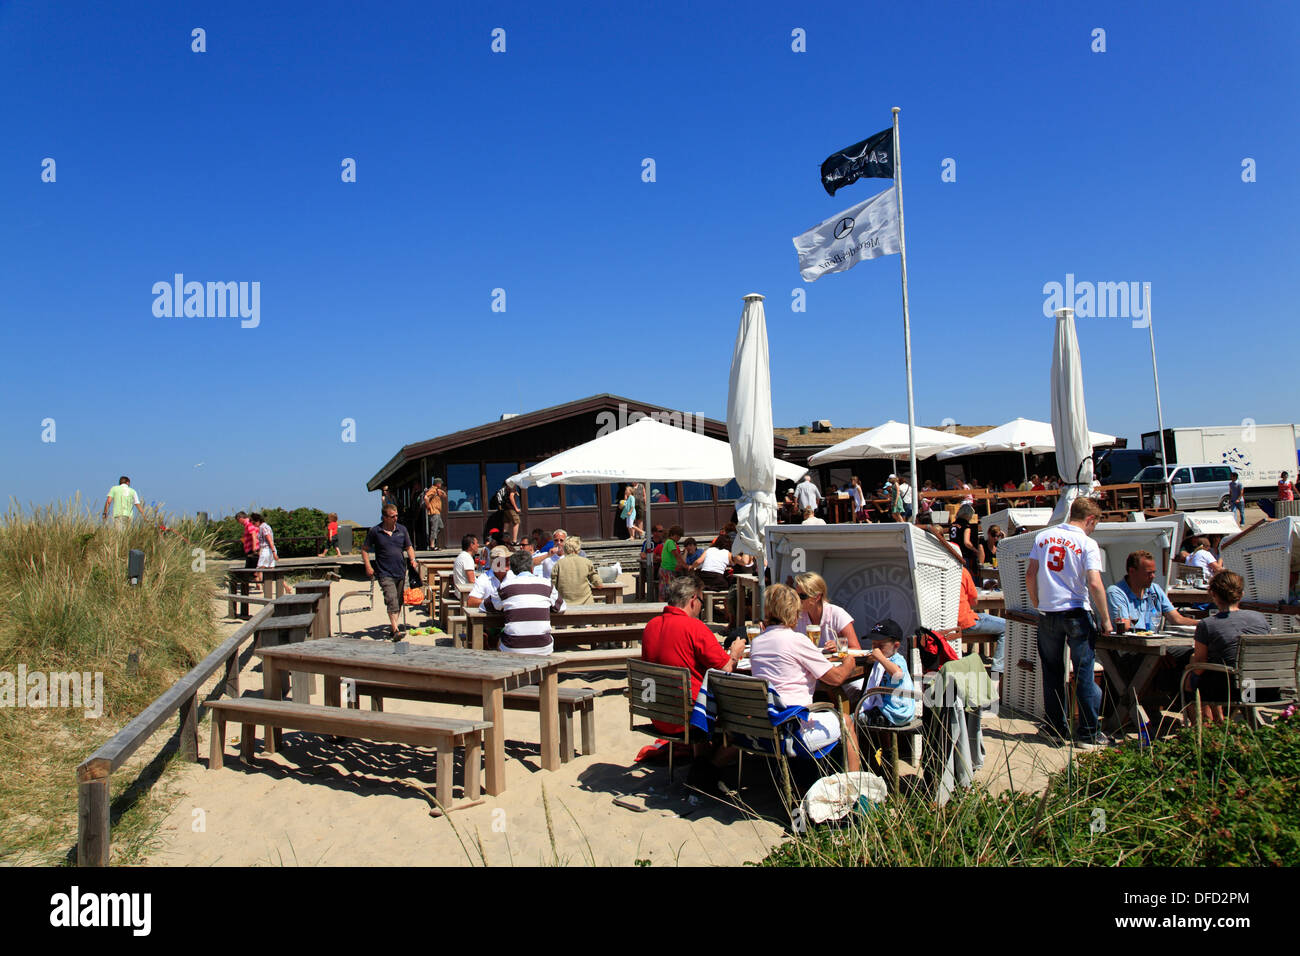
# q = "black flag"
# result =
<box><xmin>820</xmin><ymin>127</ymin><xmax>894</xmax><ymax>197</ymax></box>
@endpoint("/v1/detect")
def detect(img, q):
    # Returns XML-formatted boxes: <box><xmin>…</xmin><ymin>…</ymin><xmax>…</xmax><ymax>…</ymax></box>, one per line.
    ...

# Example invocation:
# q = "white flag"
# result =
<box><xmin>792</xmin><ymin>185</ymin><xmax>899</xmax><ymax>282</ymax></box>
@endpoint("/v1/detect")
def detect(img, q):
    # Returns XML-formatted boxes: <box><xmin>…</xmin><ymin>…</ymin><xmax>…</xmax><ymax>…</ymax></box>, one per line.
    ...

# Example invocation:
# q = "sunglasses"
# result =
<box><xmin>796</xmin><ymin>592</ymin><xmax>812</xmax><ymax>600</ymax></box>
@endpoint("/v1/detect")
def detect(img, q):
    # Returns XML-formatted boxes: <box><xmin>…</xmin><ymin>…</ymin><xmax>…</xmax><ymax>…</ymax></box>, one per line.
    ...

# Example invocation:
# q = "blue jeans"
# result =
<box><xmin>967</xmin><ymin>612</ymin><xmax>1007</xmax><ymax>673</ymax></box>
<box><xmin>1231</xmin><ymin>500</ymin><xmax>1245</xmax><ymax>523</ymax></box>
<box><xmin>1036</xmin><ymin>610</ymin><xmax>1101</xmax><ymax>740</ymax></box>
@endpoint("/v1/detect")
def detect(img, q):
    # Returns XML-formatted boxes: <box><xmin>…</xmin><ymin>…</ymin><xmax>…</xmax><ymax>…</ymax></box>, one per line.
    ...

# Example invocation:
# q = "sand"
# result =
<box><xmin>142</xmin><ymin>577</ymin><xmax>1076</xmax><ymax>866</ymax></box>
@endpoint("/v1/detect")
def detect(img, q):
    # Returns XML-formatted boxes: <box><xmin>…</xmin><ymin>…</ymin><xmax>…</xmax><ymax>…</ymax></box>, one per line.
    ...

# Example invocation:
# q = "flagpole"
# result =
<box><xmin>1144</xmin><ymin>282</ymin><xmax>1170</xmax><ymax>509</ymax></box>
<box><xmin>893</xmin><ymin>107</ymin><xmax>918</xmax><ymax>523</ymax></box>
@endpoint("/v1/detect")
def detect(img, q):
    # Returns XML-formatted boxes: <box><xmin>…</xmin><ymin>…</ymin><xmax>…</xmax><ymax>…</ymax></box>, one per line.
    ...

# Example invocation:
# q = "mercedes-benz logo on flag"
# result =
<box><xmin>834</xmin><ymin>217</ymin><xmax>855</xmax><ymax>239</ymax></box>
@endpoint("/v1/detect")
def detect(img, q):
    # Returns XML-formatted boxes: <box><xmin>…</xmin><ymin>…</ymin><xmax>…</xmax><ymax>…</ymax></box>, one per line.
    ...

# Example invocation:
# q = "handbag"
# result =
<box><xmin>403</xmin><ymin>586</ymin><xmax>426</xmax><ymax>606</ymax></box>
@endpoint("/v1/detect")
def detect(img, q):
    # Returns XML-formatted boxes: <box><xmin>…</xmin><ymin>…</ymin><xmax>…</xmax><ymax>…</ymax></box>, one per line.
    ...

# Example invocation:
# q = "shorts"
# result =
<box><xmin>378</xmin><ymin>576</ymin><xmax>402</xmax><ymax>614</ymax></box>
<box><xmin>244</xmin><ymin>553</ymin><xmax>258</xmax><ymax>569</ymax></box>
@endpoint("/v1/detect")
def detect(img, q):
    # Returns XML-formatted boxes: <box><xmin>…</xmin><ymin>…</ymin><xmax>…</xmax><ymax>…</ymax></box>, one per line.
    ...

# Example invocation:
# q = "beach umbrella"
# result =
<box><xmin>936</xmin><ymin>417</ymin><xmax>1116</xmax><ymax>481</ymax></box>
<box><xmin>1048</xmin><ymin>308</ymin><xmax>1093</xmax><ymax>524</ymax></box>
<box><xmin>807</xmin><ymin>420</ymin><xmax>972</xmax><ymax>465</ymax></box>
<box><xmin>508</xmin><ymin>416</ymin><xmax>804</xmax><ymax>489</ymax></box>
<box><xmin>727</xmin><ymin>293</ymin><xmax>776</xmax><ymax>564</ymax></box>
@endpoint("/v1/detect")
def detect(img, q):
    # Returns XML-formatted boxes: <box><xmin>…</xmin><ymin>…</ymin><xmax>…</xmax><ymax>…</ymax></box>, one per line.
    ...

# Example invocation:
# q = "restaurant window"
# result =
<box><xmin>524</xmin><ymin>462</ymin><xmax>559</xmax><ymax>509</ymax></box>
<box><xmin>484</xmin><ymin>463</ymin><xmax>518</xmax><ymax>507</ymax></box>
<box><xmin>647</xmin><ymin>482</ymin><xmax>677</xmax><ymax>504</ymax></box>
<box><xmin>447</xmin><ymin>463</ymin><xmax>481</xmax><ymax>512</ymax></box>
<box><xmin>565</xmin><ymin>484</ymin><xmax>598</xmax><ymax>508</ymax></box>
<box><xmin>682</xmin><ymin>481</ymin><xmax>714</xmax><ymax>503</ymax></box>
<box><xmin>720</xmin><ymin>479</ymin><xmax>741</xmax><ymax>501</ymax></box>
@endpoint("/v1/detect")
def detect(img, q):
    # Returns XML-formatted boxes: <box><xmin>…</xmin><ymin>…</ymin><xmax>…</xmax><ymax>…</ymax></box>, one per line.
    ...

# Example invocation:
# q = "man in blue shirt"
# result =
<box><xmin>362</xmin><ymin>504</ymin><xmax>420</xmax><ymax>639</ymax></box>
<box><xmin>1106</xmin><ymin>550</ymin><xmax>1196</xmax><ymax>632</ymax></box>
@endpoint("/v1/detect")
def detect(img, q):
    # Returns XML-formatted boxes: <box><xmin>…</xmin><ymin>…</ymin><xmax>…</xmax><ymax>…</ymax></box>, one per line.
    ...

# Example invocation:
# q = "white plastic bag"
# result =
<box><xmin>801</xmin><ymin>771</ymin><xmax>888</xmax><ymax>825</ymax></box>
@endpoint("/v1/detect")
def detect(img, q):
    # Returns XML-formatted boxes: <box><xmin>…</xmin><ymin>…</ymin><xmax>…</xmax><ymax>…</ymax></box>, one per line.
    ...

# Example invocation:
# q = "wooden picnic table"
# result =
<box><xmin>465</xmin><ymin>602</ymin><xmax>666</xmax><ymax>651</ymax></box>
<box><xmin>228</xmin><ymin>567</ymin><xmax>295</xmax><ymax>617</ymax></box>
<box><xmin>1168</xmin><ymin>586</ymin><xmax>1210</xmax><ymax>604</ymax></box>
<box><xmin>732</xmin><ymin>573</ymin><xmax>762</xmax><ymax>625</ymax></box>
<box><xmin>974</xmin><ymin>589</ymin><xmax>1005</xmax><ymax>615</ymax></box>
<box><xmin>256</xmin><ymin>638</ymin><xmax>561</xmax><ymax>796</ymax></box>
<box><xmin>591</xmin><ymin>582</ymin><xmax>625</xmax><ymax>604</ymax></box>
<box><xmin>1094</xmin><ymin>627</ymin><xmax>1195</xmax><ymax>732</ymax></box>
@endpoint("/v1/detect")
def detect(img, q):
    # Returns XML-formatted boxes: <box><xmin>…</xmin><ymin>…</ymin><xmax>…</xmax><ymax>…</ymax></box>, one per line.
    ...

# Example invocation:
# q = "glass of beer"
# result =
<box><xmin>807</xmin><ymin>624</ymin><xmax>821</xmax><ymax>647</ymax></box>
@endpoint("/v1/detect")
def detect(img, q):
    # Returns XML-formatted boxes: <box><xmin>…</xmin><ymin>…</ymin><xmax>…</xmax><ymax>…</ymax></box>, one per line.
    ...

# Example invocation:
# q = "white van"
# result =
<box><xmin>1133</xmin><ymin>463</ymin><xmax>1234</xmax><ymax>511</ymax></box>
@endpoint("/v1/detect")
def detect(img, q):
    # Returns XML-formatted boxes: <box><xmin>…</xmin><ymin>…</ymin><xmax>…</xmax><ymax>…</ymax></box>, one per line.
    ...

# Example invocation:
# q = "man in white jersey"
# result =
<box><xmin>1025</xmin><ymin>497</ymin><xmax>1113</xmax><ymax>747</ymax></box>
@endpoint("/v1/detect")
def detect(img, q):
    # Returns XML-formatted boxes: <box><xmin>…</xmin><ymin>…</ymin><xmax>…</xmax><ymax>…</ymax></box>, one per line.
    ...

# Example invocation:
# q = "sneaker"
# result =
<box><xmin>1036</xmin><ymin>726</ymin><xmax>1070</xmax><ymax>747</ymax></box>
<box><xmin>1075</xmin><ymin>732</ymin><xmax>1116</xmax><ymax>751</ymax></box>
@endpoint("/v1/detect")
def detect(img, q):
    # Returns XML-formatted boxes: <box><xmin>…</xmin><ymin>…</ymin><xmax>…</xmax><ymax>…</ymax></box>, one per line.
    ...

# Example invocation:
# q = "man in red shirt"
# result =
<box><xmin>237</xmin><ymin>511</ymin><xmax>259</xmax><ymax>569</ymax></box>
<box><xmin>641</xmin><ymin>572</ymin><xmax>746</xmax><ymax>790</ymax></box>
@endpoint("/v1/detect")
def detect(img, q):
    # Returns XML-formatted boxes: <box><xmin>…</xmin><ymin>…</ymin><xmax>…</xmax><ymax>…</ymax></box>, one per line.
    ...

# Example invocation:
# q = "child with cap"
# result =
<box><xmin>857</xmin><ymin>619</ymin><xmax>916</xmax><ymax>727</ymax></box>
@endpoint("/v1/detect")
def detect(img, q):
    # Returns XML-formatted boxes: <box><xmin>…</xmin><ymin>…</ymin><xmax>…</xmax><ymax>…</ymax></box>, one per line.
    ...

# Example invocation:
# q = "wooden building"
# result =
<box><xmin>366</xmin><ymin>394</ymin><xmax>795</xmax><ymax>548</ymax></box>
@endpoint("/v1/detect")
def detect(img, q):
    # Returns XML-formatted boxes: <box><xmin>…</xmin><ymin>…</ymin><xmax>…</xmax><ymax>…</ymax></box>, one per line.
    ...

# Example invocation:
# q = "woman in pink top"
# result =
<box><xmin>1279</xmin><ymin>472</ymin><xmax>1295</xmax><ymax>501</ymax></box>
<box><xmin>792</xmin><ymin>572</ymin><xmax>860</xmax><ymax>651</ymax></box>
<box><xmin>748</xmin><ymin>585</ymin><xmax>859</xmax><ymax>751</ymax></box>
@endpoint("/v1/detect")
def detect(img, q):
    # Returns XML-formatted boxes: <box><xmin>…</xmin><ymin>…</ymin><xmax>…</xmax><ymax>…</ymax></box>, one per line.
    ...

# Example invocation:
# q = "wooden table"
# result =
<box><xmin>256</xmin><ymin>638</ymin><xmax>561</xmax><ymax>796</ymax></box>
<box><xmin>1168</xmin><ymin>586</ymin><xmax>1210</xmax><ymax>604</ymax></box>
<box><xmin>974</xmin><ymin>589</ymin><xmax>1005</xmax><ymax>615</ymax></box>
<box><xmin>228</xmin><ymin>567</ymin><xmax>295</xmax><ymax>617</ymax></box>
<box><xmin>591</xmin><ymin>582</ymin><xmax>625</xmax><ymax>604</ymax></box>
<box><xmin>465</xmin><ymin>602</ymin><xmax>666</xmax><ymax>651</ymax></box>
<box><xmin>733</xmin><ymin>573</ymin><xmax>762</xmax><ymax>625</ymax></box>
<box><xmin>1094</xmin><ymin>628</ymin><xmax>1195</xmax><ymax>732</ymax></box>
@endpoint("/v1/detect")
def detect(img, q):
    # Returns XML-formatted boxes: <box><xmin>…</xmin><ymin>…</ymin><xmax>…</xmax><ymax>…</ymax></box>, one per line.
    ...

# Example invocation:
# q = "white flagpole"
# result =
<box><xmin>1144</xmin><ymin>282</ymin><xmax>1170</xmax><ymax>509</ymax></box>
<box><xmin>893</xmin><ymin>107</ymin><xmax>918</xmax><ymax>523</ymax></box>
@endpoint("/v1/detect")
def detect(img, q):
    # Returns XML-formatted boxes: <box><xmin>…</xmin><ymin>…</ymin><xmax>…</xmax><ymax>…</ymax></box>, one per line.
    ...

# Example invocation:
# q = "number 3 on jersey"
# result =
<box><xmin>1046</xmin><ymin>545</ymin><xmax>1066</xmax><ymax>572</ymax></box>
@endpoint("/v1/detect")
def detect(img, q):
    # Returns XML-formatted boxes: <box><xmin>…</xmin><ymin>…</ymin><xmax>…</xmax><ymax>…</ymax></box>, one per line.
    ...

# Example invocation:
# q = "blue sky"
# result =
<box><xmin>3</xmin><ymin>0</ymin><xmax>1297</xmax><ymax>523</ymax></box>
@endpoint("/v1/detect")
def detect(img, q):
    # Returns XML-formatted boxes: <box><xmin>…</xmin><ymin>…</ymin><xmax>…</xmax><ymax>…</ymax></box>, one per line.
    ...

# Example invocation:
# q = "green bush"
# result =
<box><xmin>761</xmin><ymin>714</ymin><xmax>1300</xmax><ymax>867</ymax></box>
<box><xmin>209</xmin><ymin>507</ymin><xmax>332</xmax><ymax>559</ymax></box>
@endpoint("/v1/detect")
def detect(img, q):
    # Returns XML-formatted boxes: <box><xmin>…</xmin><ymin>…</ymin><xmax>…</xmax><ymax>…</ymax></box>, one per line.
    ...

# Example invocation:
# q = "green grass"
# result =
<box><xmin>760</xmin><ymin>713</ymin><xmax>1300</xmax><ymax>866</ymax></box>
<box><xmin>0</xmin><ymin>498</ymin><xmax>226</xmax><ymax>865</ymax></box>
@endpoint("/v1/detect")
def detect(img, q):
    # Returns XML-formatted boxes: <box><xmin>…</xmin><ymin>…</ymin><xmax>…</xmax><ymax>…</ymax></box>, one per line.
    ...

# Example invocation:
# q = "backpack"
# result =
<box><xmin>492</xmin><ymin>485</ymin><xmax>510</xmax><ymax>510</ymax></box>
<box><xmin>915</xmin><ymin>626</ymin><xmax>959</xmax><ymax>673</ymax></box>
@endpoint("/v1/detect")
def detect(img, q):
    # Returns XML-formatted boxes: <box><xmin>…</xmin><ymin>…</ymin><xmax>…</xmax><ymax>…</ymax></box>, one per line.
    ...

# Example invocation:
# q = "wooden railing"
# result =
<box><xmin>75</xmin><ymin>603</ymin><xmax>279</xmax><ymax>866</ymax></box>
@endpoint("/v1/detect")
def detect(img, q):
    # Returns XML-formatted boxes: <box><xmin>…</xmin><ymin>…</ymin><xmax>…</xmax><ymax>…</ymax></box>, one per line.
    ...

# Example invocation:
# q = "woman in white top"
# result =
<box><xmin>1184</xmin><ymin>536</ymin><xmax>1223</xmax><ymax>585</ymax></box>
<box><xmin>848</xmin><ymin>476</ymin><xmax>867</xmax><ymax>521</ymax></box>
<box><xmin>697</xmin><ymin>533</ymin><xmax>733</xmax><ymax>590</ymax></box>
<box><xmin>252</xmin><ymin>511</ymin><xmax>277</xmax><ymax>569</ymax></box>
<box><xmin>748</xmin><ymin>584</ymin><xmax>859</xmax><ymax>751</ymax></box>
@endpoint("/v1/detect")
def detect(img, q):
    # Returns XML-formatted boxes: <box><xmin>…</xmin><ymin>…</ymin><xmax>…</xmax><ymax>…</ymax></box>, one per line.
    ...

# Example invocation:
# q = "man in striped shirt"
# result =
<box><xmin>489</xmin><ymin>550</ymin><xmax>565</xmax><ymax>654</ymax></box>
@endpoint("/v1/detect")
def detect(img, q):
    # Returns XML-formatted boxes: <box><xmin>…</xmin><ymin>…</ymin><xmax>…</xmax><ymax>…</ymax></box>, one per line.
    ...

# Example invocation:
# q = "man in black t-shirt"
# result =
<box><xmin>361</xmin><ymin>504</ymin><xmax>420</xmax><ymax>639</ymax></box>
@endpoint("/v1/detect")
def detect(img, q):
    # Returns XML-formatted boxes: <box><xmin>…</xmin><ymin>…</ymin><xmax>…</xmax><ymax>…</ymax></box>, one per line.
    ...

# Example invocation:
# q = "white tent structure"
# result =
<box><xmin>807</xmin><ymin>420</ymin><xmax>971</xmax><ymax>466</ymax></box>
<box><xmin>937</xmin><ymin>417</ymin><xmax>1117</xmax><ymax>481</ymax></box>
<box><xmin>508</xmin><ymin>417</ymin><xmax>805</xmax><ymax>538</ymax></box>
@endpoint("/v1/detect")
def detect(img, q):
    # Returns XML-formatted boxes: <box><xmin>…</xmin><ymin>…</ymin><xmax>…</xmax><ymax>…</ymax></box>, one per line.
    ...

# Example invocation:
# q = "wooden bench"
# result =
<box><xmin>553</xmin><ymin>647</ymin><xmax>643</xmax><ymax>673</ymax></box>
<box><xmin>253</xmin><ymin>613</ymin><xmax>317</xmax><ymax>650</ymax></box>
<box><xmin>352</xmin><ymin>682</ymin><xmax>596</xmax><ymax>762</ymax></box>
<box><xmin>206</xmin><ymin>697</ymin><xmax>490</xmax><ymax>813</ymax></box>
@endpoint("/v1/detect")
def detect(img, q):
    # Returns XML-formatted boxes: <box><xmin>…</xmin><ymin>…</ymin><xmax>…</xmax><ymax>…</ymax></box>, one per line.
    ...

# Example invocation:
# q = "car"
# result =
<box><xmin>1096</xmin><ymin>448</ymin><xmax>1160</xmax><ymax>485</ymax></box>
<box><xmin>1132</xmin><ymin>463</ymin><xmax>1234</xmax><ymax>511</ymax></box>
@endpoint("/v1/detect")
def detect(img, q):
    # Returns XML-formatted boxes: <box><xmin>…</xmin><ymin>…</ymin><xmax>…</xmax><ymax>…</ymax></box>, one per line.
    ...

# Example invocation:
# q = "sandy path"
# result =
<box><xmin>144</xmin><ymin>578</ymin><xmax>1070</xmax><ymax>866</ymax></box>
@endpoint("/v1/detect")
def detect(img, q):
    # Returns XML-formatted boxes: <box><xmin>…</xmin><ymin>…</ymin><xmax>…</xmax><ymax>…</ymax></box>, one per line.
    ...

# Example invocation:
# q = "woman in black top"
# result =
<box><xmin>953</xmin><ymin>504</ymin><xmax>983</xmax><ymax>580</ymax></box>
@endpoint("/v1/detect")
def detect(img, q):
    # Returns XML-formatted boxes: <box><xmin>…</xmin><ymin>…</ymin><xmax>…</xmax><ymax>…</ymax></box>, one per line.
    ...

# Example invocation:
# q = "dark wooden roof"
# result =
<box><xmin>367</xmin><ymin>394</ymin><xmax>790</xmax><ymax>491</ymax></box>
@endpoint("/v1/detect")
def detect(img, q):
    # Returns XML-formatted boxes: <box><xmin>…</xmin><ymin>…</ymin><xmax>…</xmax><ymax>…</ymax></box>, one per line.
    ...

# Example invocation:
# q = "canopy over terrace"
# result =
<box><xmin>807</xmin><ymin>420</ymin><xmax>972</xmax><ymax>466</ymax></box>
<box><xmin>508</xmin><ymin>416</ymin><xmax>807</xmax><ymax>489</ymax></box>
<box><xmin>937</xmin><ymin>417</ymin><xmax>1118</xmax><ymax>481</ymax></box>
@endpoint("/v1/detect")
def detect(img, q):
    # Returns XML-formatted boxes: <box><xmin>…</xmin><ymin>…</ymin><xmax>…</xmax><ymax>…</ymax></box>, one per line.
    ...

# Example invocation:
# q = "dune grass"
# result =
<box><xmin>0</xmin><ymin>498</ymin><xmax>226</xmax><ymax>865</ymax></box>
<box><xmin>760</xmin><ymin>712</ymin><xmax>1300</xmax><ymax>866</ymax></box>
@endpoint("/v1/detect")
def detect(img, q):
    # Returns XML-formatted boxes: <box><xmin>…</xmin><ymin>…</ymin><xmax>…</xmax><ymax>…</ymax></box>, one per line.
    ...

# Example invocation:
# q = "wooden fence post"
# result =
<box><xmin>178</xmin><ymin>692</ymin><xmax>199</xmax><ymax>761</ymax></box>
<box><xmin>77</xmin><ymin>770</ymin><xmax>111</xmax><ymax>866</ymax></box>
